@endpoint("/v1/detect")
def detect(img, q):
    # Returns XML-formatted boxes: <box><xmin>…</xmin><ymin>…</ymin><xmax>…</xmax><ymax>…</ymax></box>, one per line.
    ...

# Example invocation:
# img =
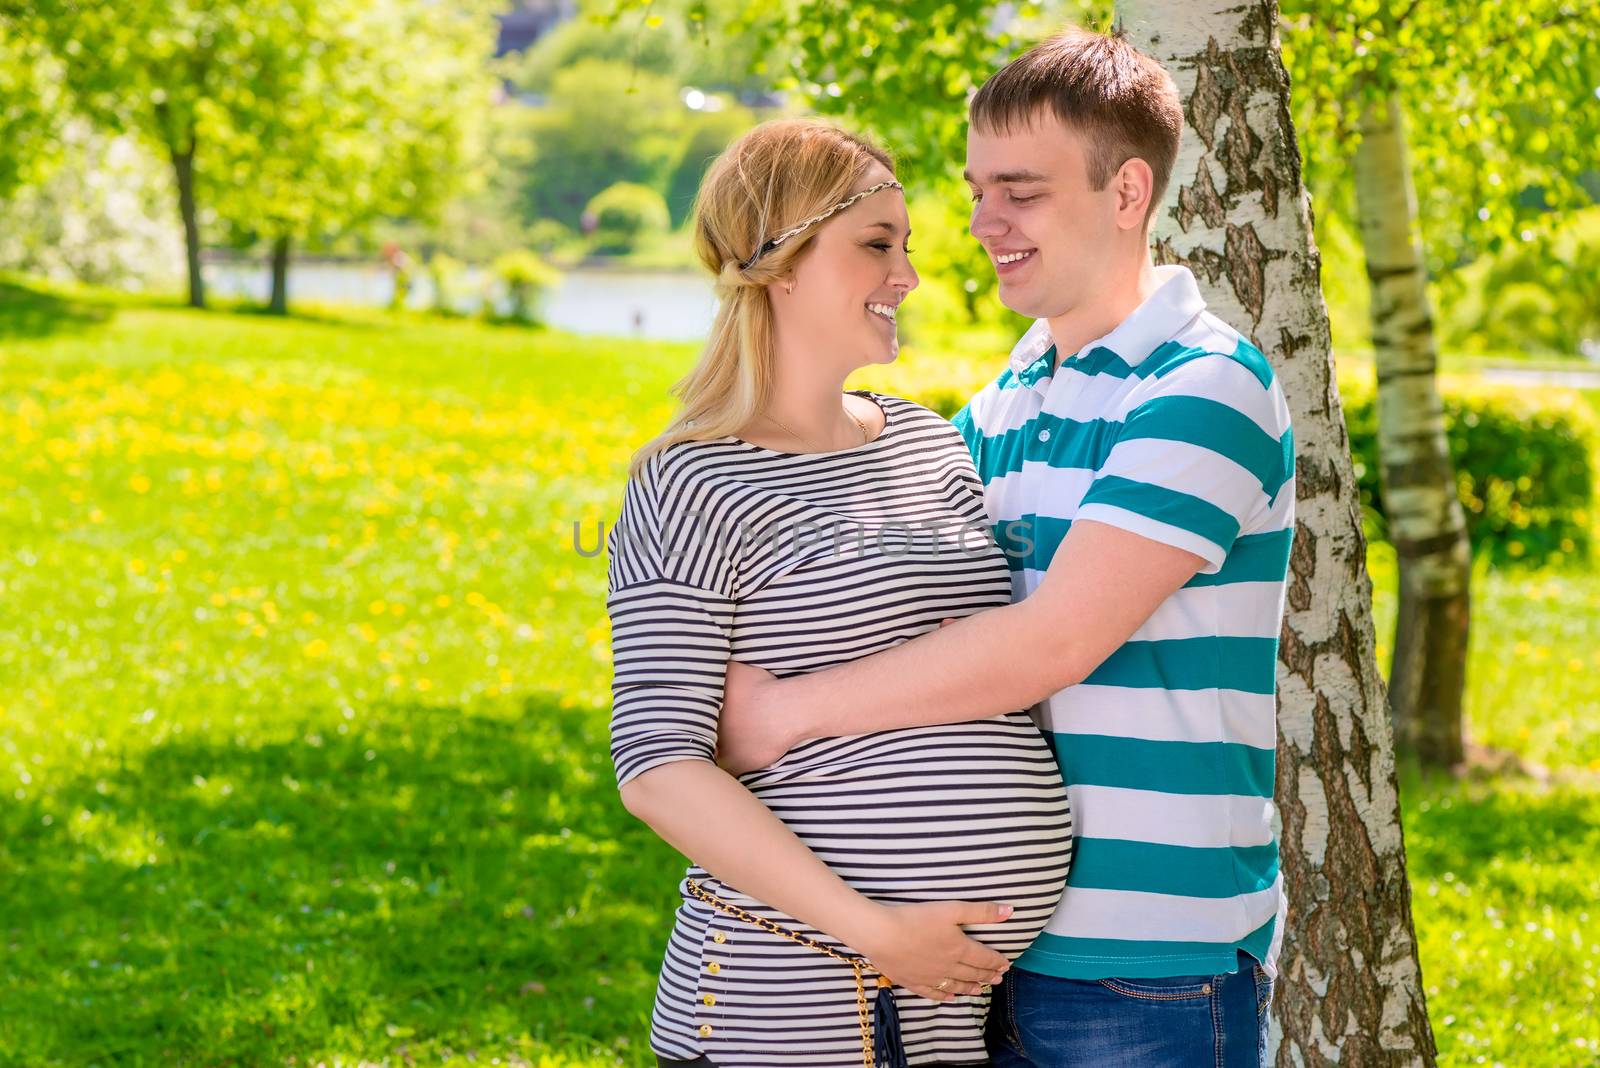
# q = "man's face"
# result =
<box><xmin>964</xmin><ymin>113</ymin><xmax>1124</xmax><ymax>321</ymax></box>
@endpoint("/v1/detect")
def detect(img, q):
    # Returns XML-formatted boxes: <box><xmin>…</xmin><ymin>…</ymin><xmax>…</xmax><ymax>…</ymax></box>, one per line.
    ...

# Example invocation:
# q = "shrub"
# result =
<box><xmin>525</xmin><ymin>218</ymin><xmax>576</xmax><ymax>256</ymax></box>
<box><xmin>585</xmin><ymin>182</ymin><xmax>670</xmax><ymax>255</ymax></box>
<box><xmin>490</xmin><ymin>250</ymin><xmax>561</xmax><ymax>324</ymax></box>
<box><xmin>1340</xmin><ymin>370</ymin><xmax>1598</xmax><ymax>566</ymax></box>
<box><xmin>426</xmin><ymin>252</ymin><xmax>466</xmax><ymax>315</ymax></box>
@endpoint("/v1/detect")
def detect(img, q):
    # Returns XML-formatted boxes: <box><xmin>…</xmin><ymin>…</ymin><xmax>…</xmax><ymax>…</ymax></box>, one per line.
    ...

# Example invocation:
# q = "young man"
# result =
<box><xmin>716</xmin><ymin>27</ymin><xmax>1295</xmax><ymax>1067</ymax></box>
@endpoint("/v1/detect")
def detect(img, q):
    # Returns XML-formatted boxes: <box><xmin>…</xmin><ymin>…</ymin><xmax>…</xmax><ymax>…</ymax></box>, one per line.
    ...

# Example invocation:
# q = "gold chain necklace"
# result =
<box><xmin>764</xmin><ymin>402</ymin><xmax>870</xmax><ymax>452</ymax></box>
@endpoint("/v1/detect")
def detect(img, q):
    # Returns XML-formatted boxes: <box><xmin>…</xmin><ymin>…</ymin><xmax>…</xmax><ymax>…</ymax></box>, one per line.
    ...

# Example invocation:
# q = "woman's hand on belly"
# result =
<box><xmin>846</xmin><ymin>899</ymin><xmax>1014</xmax><ymax>1002</ymax></box>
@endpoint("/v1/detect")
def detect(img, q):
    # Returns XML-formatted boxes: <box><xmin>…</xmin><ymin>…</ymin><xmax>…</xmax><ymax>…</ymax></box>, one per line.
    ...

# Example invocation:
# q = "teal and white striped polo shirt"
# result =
<box><xmin>952</xmin><ymin>264</ymin><xmax>1296</xmax><ymax>981</ymax></box>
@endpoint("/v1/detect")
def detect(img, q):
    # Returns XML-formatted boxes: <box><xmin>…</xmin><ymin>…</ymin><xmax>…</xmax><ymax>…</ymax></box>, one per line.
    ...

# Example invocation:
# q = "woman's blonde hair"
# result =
<box><xmin>628</xmin><ymin>118</ymin><xmax>894</xmax><ymax>476</ymax></box>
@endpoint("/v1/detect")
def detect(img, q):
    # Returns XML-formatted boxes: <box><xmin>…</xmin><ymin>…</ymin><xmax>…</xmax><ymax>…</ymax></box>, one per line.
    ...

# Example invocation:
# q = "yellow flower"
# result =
<box><xmin>129</xmin><ymin>474</ymin><xmax>151</xmax><ymax>494</ymax></box>
<box><xmin>304</xmin><ymin>639</ymin><xmax>329</xmax><ymax>659</ymax></box>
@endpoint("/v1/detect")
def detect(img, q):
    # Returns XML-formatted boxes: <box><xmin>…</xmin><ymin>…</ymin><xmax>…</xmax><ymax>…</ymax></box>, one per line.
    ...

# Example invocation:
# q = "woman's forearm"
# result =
<box><xmin>619</xmin><ymin>759</ymin><xmax>884</xmax><ymax>949</ymax></box>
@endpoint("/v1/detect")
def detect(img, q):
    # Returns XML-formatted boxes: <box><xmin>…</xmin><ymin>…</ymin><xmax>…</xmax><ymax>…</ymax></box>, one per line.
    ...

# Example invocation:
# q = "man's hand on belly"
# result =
<box><xmin>716</xmin><ymin>660</ymin><xmax>797</xmax><ymax>775</ymax></box>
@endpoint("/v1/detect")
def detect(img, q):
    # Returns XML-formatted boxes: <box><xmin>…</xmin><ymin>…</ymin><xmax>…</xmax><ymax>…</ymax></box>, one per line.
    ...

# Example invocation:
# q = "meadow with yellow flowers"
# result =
<box><xmin>3</xmin><ymin>275</ymin><xmax>1598</xmax><ymax>1066</ymax></box>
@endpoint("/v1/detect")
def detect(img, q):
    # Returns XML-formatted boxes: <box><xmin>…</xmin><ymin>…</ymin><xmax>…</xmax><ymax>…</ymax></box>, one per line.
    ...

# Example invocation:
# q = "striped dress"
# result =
<box><xmin>606</xmin><ymin>391</ymin><xmax>1073</xmax><ymax>1067</ymax></box>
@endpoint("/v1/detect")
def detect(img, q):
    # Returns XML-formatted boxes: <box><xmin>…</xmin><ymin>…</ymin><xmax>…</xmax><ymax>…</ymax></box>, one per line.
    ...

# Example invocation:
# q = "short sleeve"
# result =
<box><xmin>606</xmin><ymin>463</ymin><xmax>736</xmax><ymax>788</ymax></box>
<box><xmin>1074</xmin><ymin>353</ymin><xmax>1293</xmax><ymax>573</ymax></box>
<box><xmin>607</xmin><ymin>579</ymin><xmax>734</xmax><ymax>788</ymax></box>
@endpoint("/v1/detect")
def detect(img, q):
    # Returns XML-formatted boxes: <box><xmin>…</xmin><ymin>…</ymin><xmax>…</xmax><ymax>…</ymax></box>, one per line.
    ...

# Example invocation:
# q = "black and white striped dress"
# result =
<box><xmin>607</xmin><ymin>390</ymin><xmax>1073</xmax><ymax>1067</ymax></box>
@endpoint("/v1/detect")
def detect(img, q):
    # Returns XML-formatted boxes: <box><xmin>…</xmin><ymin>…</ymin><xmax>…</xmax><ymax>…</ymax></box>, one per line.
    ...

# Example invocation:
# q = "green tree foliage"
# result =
<box><xmin>1280</xmin><ymin>0</ymin><xmax>1600</xmax><ymax>277</ymax></box>
<box><xmin>512</xmin><ymin>0</ymin><xmax>779</xmax><ymax>98</ymax></box>
<box><xmin>0</xmin><ymin>18</ymin><xmax>63</xmax><ymax>199</ymax></box>
<box><xmin>501</xmin><ymin>0</ymin><xmax>770</xmax><ymax>238</ymax></box>
<box><xmin>516</xmin><ymin>58</ymin><xmax>689</xmax><ymax>228</ymax></box>
<box><xmin>11</xmin><ymin>0</ymin><xmax>498</xmax><ymax>309</ymax></box>
<box><xmin>211</xmin><ymin>0</ymin><xmax>501</xmax><ymax>313</ymax></box>
<box><xmin>1440</xmin><ymin>207</ymin><xmax>1600</xmax><ymax>355</ymax></box>
<box><xmin>14</xmin><ymin>0</ymin><xmax>327</xmax><ymax>306</ymax></box>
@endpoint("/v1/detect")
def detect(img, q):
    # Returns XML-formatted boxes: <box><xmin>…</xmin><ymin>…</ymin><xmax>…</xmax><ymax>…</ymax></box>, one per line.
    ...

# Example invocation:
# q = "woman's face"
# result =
<box><xmin>771</xmin><ymin>162</ymin><xmax>919</xmax><ymax>370</ymax></box>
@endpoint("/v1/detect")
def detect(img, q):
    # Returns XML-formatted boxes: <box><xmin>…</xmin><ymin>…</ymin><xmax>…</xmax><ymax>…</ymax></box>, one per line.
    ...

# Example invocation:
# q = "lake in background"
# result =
<box><xmin>204</xmin><ymin>259</ymin><xmax>718</xmax><ymax>342</ymax></box>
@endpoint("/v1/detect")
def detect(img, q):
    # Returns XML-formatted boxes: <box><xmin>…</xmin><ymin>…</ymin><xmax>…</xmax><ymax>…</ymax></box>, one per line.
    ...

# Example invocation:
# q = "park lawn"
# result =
<box><xmin>1</xmin><ymin>277</ymin><xmax>1596</xmax><ymax>1065</ymax></box>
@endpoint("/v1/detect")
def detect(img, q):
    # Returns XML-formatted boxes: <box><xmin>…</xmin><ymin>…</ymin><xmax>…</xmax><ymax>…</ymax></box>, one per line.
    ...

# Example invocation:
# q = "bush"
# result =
<box><xmin>490</xmin><ymin>249</ymin><xmax>560</xmax><ymax>324</ymax></box>
<box><xmin>1340</xmin><ymin>370</ymin><xmax>1599</xmax><ymax>566</ymax></box>
<box><xmin>525</xmin><ymin>218</ymin><xmax>577</xmax><ymax>256</ymax></box>
<box><xmin>426</xmin><ymin>252</ymin><xmax>466</xmax><ymax>315</ymax></box>
<box><xmin>585</xmin><ymin>182</ymin><xmax>670</xmax><ymax>255</ymax></box>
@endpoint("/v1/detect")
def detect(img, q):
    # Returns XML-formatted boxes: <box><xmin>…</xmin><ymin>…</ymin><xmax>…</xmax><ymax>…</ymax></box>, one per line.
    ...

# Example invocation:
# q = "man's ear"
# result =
<box><xmin>1113</xmin><ymin>157</ymin><xmax>1156</xmax><ymax>231</ymax></box>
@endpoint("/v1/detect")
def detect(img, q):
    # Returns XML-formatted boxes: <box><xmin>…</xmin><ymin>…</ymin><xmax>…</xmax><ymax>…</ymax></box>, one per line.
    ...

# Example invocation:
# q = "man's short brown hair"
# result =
<box><xmin>970</xmin><ymin>27</ymin><xmax>1183</xmax><ymax>220</ymax></box>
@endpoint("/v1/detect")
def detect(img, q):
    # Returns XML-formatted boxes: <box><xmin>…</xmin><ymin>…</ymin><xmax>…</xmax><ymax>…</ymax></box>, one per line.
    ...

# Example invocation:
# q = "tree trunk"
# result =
<box><xmin>171</xmin><ymin>143</ymin><xmax>205</xmax><ymax>309</ymax></box>
<box><xmin>1352</xmin><ymin>96</ymin><xmax>1470</xmax><ymax>768</ymax></box>
<box><xmin>269</xmin><ymin>234</ymin><xmax>291</xmax><ymax>316</ymax></box>
<box><xmin>1115</xmin><ymin>2</ymin><xmax>1438</xmax><ymax>1064</ymax></box>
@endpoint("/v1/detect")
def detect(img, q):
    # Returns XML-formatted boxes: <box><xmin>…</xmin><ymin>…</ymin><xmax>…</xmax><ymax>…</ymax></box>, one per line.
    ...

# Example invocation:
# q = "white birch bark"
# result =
<box><xmin>1113</xmin><ymin>2</ymin><xmax>1438</xmax><ymax>1063</ymax></box>
<box><xmin>1353</xmin><ymin>95</ymin><xmax>1471</xmax><ymax>768</ymax></box>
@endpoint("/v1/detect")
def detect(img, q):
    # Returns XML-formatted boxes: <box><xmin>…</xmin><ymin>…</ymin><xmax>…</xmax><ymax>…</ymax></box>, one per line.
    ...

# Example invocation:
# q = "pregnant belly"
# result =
<box><xmin>732</xmin><ymin>711</ymin><xmax>1074</xmax><ymax>957</ymax></box>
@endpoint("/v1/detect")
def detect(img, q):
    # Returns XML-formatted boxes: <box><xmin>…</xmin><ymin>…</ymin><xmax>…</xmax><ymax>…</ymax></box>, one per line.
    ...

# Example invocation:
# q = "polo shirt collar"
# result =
<box><xmin>1006</xmin><ymin>264</ymin><xmax>1208</xmax><ymax>383</ymax></box>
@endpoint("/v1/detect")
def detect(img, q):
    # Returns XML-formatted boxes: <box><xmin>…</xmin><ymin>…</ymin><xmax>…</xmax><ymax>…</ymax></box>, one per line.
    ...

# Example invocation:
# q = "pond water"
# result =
<box><xmin>203</xmin><ymin>260</ymin><xmax>718</xmax><ymax>341</ymax></box>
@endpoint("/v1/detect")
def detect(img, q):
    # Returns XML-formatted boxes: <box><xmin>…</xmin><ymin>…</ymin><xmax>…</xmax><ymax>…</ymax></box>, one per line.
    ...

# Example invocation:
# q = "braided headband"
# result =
<box><xmin>739</xmin><ymin>179</ymin><xmax>904</xmax><ymax>271</ymax></box>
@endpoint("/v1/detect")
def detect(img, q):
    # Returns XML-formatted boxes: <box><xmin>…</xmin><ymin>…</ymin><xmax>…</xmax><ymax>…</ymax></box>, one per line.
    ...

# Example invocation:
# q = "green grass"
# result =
<box><xmin>2</xmin><ymin>275</ymin><xmax>1597</xmax><ymax>1065</ymax></box>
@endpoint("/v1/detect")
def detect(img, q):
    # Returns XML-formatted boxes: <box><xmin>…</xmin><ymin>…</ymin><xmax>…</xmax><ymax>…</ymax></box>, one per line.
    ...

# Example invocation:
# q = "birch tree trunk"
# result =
<box><xmin>1115</xmin><ymin>2</ymin><xmax>1437</xmax><ymax>1063</ymax></box>
<box><xmin>1353</xmin><ymin>96</ymin><xmax>1471</xmax><ymax>768</ymax></box>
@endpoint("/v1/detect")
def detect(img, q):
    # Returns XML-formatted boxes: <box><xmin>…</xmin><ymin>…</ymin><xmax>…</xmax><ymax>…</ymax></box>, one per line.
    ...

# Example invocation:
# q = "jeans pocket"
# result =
<box><xmin>1095</xmin><ymin>976</ymin><xmax>1215</xmax><ymax>1002</ymax></box>
<box><xmin>1000</xmin><ymin>974</ymin><xmax>1030</xmax><ymax>1058</ymax></box>
<box><xmin>1252</xmin><ymin>964</ymin><xmax>1275</xmax><ymax>1015</ymax></box>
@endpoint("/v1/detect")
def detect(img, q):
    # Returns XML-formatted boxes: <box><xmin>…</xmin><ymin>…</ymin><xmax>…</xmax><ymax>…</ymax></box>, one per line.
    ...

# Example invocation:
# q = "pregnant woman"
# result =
<box><xmin>606</xmin><ymin>118</ymin><xmax>1072</xmax><ymax>1068</ymax></box>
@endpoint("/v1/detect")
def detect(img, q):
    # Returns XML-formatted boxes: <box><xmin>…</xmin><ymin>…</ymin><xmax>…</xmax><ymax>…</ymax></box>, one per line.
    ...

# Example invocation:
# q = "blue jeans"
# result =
<box><xmin>986</xmin><ymin>951</ymin><xmax>1273</xmax><ymax>1068</ymax></box>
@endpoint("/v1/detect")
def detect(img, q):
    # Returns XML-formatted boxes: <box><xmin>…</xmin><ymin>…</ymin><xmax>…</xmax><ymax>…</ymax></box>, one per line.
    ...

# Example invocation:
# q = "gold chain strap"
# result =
<box><xmin>685</xmin><ymin>877</ymin><xmax>879</xmax><ymax>1068</ymax></box>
